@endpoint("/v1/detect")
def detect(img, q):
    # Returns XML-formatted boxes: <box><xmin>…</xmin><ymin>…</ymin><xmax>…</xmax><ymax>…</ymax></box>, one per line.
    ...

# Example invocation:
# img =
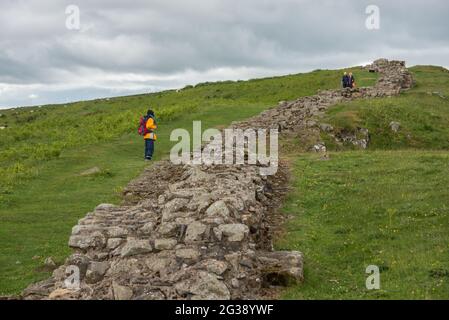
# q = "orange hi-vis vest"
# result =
<box><xmin>144</xmin><ymin>117</ymin><xmax>157</xmax><ymax>140</ymax></box>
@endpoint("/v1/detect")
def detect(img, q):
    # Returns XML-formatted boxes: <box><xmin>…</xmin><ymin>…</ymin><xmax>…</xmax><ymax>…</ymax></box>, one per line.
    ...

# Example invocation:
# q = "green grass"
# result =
<box><xmin>278</xmin><ymin>65</ymin><xmax>449</xmax><ymax>299</ymax></box>
<box><xmin>3</xmin><ymin>63</ymin><xmax>447</xmax><ymax>299</ymax></box>
<box><xmin>0</xmin><ymin>103</ymin><xmax>270</xmax><ymax>294</ymax></box>
<box><xmin>322</xmin><ymin>66</ymin><xmax>449</xmax><ymax>150</ymax></box>
<box><xmin>0</xmin><ymin>67</ymin><xmax>377</xmax><ymax>200</ymax></box>
<box><xmin>0</xmin><ymin>67</ymin><xmax>377</xmax><ymax>295</ymax></box>
<box><xmin>278</xmin><ymin>150</ymin><xmax>449</xmax><ymax>299</ymax></box>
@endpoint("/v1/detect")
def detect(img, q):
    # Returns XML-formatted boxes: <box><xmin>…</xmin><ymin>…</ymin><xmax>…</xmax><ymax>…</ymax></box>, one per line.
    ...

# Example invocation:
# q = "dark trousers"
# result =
<box><xmin>145</xmin><ymin>139</ymin><xmax>154</xmax><ymax>159</ymax></box>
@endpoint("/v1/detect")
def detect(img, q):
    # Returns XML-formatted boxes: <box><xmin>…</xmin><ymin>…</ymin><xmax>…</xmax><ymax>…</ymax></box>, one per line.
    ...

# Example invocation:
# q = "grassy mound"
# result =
<box><xmin>278</xmin><ymin>150</ymin><xmax>449</xmax><ymax>299</ymax></box>
<box><xmin>278</xmin><ymin>66</ymin><xmax>449</xmax><ymax>299</ymax></box>
<box><xmin>322</xmin><ymin>66</ymin><xmax>449</xmax><ymax>150</ymax></box>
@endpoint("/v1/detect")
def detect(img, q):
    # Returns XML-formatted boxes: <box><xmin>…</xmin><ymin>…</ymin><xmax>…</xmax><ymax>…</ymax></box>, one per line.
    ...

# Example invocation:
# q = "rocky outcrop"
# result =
<box><xmin>23</xmin><ymin>162</ymin><xmax>294</xmax><ymax>300</ymax></box>
<box><xmin>22</xmin><ymin>59</ymin><xmax>412</xmax><ymax>300</ymax></box>
<box><xmin>236</xmin><ymin>59</ymin><xmax>413</xmax><ymax>151</ymax></box>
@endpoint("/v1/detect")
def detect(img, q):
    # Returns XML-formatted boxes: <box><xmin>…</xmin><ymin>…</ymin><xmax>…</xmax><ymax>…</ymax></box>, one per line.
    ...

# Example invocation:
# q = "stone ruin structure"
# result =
<box><xmin>21</xmin><ymin>59</ymin><xmax>413</xmax><ymax>300</ymax></box>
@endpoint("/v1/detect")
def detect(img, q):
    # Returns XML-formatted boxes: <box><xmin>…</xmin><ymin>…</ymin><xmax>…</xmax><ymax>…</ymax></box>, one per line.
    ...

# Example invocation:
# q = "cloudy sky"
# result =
<box><xmin>0</xmin><ymin>0</ymin><xmax>448</xmax><ymax>109</ymax></box>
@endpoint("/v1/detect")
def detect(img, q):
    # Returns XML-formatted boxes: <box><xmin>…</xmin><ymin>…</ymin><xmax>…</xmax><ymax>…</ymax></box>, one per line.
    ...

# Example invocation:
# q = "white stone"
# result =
<box><xmin>120</xmin><ymin>239</ymin><xmax>152</xmax><ymax>257</ymax></box>
<box><xmin>185</xmin><ymin>222</ymin><xmax>207</xmax><ymax>242</ymax></box>
<box><xmin>154</xmin><ymin>238</ymin><xmax>177</xmax><ymax>250</ymax></box>
<box><xmin>68</xmin><ymin>232</ymin><xmax>106</xmax><ymax>249</ymax></box>
<box><xmin>175</xmin><ymin>248</ymin><xmax>200</xmax><ymax>260</ymax></box>
<box><xmin>140</xmin><ymin>222</ymin><xmax>155</xmax><ymax>235</ymax></box>
<box><xmin>107</xmin><ymin>238</ymin><xmax>123</xmax><ymax>250</ymax></box>
<box><xmin>218</xmin><ymin>224</ymin><xmax>249</xmax><ymax>242</ymax></box>
<box><xmin>174</xmin><ymin>271</ymin><xmax>230</xmax><ymax>300</ymax></box>
<box><xmin>95</xmin><ymin>203</ymin><xmax>115</xmax><ymax>210</ymax></box>
<box><xmin>112</xmin><ymin>281</ymin><xmax>133</xmax><ymax>300</ymax></box>
<box><xmin>107</xmin><ymin>226</ymin><xmax>128</xmax><ymax>238</ymax></box>
<box><xmin>205</xmin><ymin>200</ymin><xmax>230</xmax><ymax>218</ymax></box>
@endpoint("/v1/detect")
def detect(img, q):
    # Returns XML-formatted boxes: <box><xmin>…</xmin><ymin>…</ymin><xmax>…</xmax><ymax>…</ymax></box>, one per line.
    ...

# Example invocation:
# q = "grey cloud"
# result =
<box><xmin>0</xmin><ymin>0</ymin><xmax>448</xmax><ymax>108</ymax></box>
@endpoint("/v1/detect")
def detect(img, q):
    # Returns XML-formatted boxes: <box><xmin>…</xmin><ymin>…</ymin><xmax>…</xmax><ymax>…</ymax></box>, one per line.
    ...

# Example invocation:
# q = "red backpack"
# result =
<box><xmin>138</xmin><ymin>116</ymin><xmax>150</xmax><ymax>136</ymax></box>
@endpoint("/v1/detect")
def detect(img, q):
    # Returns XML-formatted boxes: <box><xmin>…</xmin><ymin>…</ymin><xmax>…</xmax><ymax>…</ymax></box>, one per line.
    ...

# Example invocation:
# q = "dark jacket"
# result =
<box><xmin>348</xmin><ymin>75</ymin><xmax>355</xmax><ymax>87</ymax></box>
<box><xmin>342</xmin><ymin>75</ymin><xmax>350</xmax><ymax>88</ymax></box>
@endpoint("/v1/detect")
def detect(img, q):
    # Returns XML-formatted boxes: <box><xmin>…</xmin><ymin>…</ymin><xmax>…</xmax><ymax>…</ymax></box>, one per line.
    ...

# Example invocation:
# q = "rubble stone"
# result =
<box><xmin>22</xmin><ymin>59</ymin><xmax>411</xmax><ymax>300</ymax></box>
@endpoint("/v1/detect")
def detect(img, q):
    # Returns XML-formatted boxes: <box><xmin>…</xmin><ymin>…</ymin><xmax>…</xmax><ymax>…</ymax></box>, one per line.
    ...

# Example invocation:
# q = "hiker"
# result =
<box><xmin>342</xmin><ymin>72</ymin><xmax>350</xmax><ymax>88</ymax></box>
<box><xmin>348</xmin><ymin>72</ymin><xmax>356</xmax><ymax>88</ymax></box>
<box><xmin>139</xmin><ymin>109</ymin><xmax>157</xmax><ymax>161</ymax></box>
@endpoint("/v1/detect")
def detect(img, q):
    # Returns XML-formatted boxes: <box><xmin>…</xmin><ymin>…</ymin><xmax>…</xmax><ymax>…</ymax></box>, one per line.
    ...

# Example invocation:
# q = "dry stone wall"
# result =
<box><xmin>22</xmin><ymin>59</ymin><xmax>412</xmax><ymax>300</ymax></box>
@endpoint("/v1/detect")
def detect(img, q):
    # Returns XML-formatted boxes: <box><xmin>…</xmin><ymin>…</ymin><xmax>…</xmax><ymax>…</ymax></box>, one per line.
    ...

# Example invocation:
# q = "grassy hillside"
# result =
<box><xmin>278</xmin><ymin>150</ymin><xmax>449</xmax><ymax>299</ymax></box>
<box><xmin>2</xmin><ymin>64</ymin><xmax>446</xmax><ymax>299</ymax></box>
<box><xmin>278</xmin><ymin>66</ymin><xmax>449</xmax><ymax>299</ymax></box>
<box><xmin>0</xmin><ymin>67</ymin><xmax>376</xmax><ymax>203</ymax></box>
<box><xmin>0</xmin><ymin>67</ymin><xmax>377</xmax><ymax>295</ymax></box>
<box><xmin>322</xmin><ymin>66</ymin><xmax>449</xmax><ymax>150</ymax></box>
